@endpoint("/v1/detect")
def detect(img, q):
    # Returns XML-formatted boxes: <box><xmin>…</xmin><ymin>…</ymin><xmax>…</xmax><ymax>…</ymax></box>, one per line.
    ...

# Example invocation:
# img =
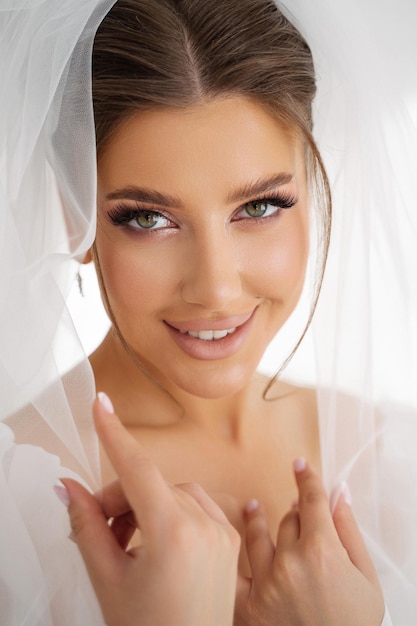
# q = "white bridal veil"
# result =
<box><xmin>278</xmin><ymin>1</ymin><xmax>417</xmax><ymax>622</ymax></box>
<box><xmin>0</xmin><ymin>1</ymin><xmax>114</xmax><ymax>622</ymax></box>
<box><xmin>0</xmin><ymin>0</ymin><xmax>416</xmax><ymax>624</ymax></box>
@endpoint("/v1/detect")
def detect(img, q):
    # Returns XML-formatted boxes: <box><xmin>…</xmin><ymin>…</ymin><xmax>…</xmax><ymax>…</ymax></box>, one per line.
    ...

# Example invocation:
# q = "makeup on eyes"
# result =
<box><xmin>106</xmin><ymin>189</ymin><xmax>298</xmax><ymax>232</ymax></box>
<box><xmin>108</xmin><ymin>205</ymin><xmax>175</xmax><ymax>230</ymax></box>
<box><xmin>236</xmin><ymin>192</ymin><xmax>298</xmax><ymax>219</ymax></box>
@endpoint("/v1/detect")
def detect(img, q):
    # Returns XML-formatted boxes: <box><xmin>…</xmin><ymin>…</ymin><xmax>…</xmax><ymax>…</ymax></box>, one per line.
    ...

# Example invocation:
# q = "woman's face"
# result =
<box><xmin>96</xmin><ymin>97</ymin><xmax>309</xmax><ymax>399</ymax></box>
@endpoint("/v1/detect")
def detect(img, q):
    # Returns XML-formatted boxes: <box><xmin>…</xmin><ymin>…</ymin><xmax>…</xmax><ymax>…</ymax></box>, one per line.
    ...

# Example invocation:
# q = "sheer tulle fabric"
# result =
<box><xmin>0</xmin><ymin>0</ymin><xmax>416</xmax><ymax>624</ymax></box>
<box><xmin>0</xmin><ymin>1</ymin><xmax>114</xmax><ymax>622</ymax></box>
<box><xmin>278</xmin><ymin>2</ymin><xmax>417</xmax><ymax>622</ymax></box>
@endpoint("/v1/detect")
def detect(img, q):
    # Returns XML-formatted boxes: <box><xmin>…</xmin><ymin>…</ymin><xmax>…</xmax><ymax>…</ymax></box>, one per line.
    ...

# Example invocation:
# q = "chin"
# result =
<box><xmin>174</xmin><ymin>365</ymin><xmax>255</xmax><ymax>400</ymax></box>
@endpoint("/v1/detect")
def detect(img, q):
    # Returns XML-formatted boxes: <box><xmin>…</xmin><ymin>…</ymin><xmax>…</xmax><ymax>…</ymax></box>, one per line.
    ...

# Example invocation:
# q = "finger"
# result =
<box><xmin>332</xmin><ymin>483</ymin><xmax>381</xmax><ymax>585</ymax></box>
<box><xmin>93</xmin><ymin>394</ymin><xmax>175</xmax><ymax>532</ymax></box>
<box><xmin>175</xmin><ymin>482</ymin><xmax>231</xmax><ymax>525</ymax></box>
<box><xmin>294</xmin><ymin>458</ymin><xmax>336</xmax><ymax>540</ymax></box>
<box><xmin>275</xmin><ymin>508</ymin><xmax>300</xmax><ymax>552</ymax></box>
<box><xmin>243</xmin><ymin>500</ymin><xmax>275</xmax><ymax>581</ymax></box>
<box><xmin>235</xmin><ymin>573</ymin><xmax>252</xmax><ymax>617</ymax></box>
<box><xmin>110</xmin><ymin>511</ymin><xmax>139</xmax><ymax>550</ymax></box>
<box><xmin>62</xmin><ymin>478</ymin><xmax>125</xmax><ymax>584</ymax></box>
<box><xmin>97</xmin><ymin>479</ymin><xmax>132</xmax><ymax>519</ymax></box>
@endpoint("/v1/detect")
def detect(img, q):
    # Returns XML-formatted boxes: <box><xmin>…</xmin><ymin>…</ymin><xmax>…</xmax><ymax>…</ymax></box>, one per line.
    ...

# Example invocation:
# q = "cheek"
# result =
<box><xmin>245</xmin><ymin>212</ymin><xmax>309</xmax><ymax>300</ymax></box>
<box><xmin>95</xmin><ymin>233</ymin><xmax>177</xmax><ymax>320</ymax></box>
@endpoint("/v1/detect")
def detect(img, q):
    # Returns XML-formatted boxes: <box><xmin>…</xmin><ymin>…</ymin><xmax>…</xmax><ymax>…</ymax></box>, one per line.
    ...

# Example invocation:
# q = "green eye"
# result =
<box><xmin>134</xmin><ymin>211</ymin><xmax>161</xmax><ymax>229</ymax></box>
<box><xmin>109</xmin><ymin>207</ymin><xmax>174</xmax><ymax>231</ymax></box>
<box><xmin>245</xmin><ymin>201</ymin><xmax>269</xmax><ymax>218</ymax></box>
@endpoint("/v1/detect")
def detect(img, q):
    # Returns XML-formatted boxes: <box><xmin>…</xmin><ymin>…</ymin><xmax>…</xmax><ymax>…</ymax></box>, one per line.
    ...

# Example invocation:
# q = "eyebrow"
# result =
<box><xmin>105</xmin><ymin>186</ymin><xmax>183</xmax><ymax>208</ymax></box>
<box><xmin>105</xmin><ymin>172</ymin><xmax>294</xmax><ymax>207</ymax></box>
<box><xmin>227</xmin><ymin>173</ymin><xmax>294</xmax><ymax>202</ymax></box>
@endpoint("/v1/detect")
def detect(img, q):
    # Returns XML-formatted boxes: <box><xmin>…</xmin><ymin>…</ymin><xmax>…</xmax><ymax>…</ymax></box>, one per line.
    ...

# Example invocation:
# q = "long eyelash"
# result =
<box><xmin>107</xmin><ymin>192</ymin><xmax>297</xmax><ymax>227</ymax></box>
<box><xmin>252</xmin><ymin>192</ymin><xmax>298</xmax><ymax>210</ymax></box>
<box><xmin>107</xmin><ymin>203</ymin><xmax>163</xmax><ymax>225</ymax></box>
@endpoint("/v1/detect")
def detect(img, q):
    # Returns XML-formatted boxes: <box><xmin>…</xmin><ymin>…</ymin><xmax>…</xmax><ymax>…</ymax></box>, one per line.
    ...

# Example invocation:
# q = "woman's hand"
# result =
<box><xmin>235</xmin><ymin>459</ymin><xmax>385</xmax><ymax>626</ymax></box>
<box><xmin>61</xmin><ymin>394</ymin><xmax>240</xmax><ymax>626</ymax></box>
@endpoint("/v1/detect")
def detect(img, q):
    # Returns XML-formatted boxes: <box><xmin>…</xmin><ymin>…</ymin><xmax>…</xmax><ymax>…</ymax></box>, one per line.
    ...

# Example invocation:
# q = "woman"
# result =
<box><xmin>1</xmin><ymin>0</ymin><xmax>416</xmax><ymax>624</ymax></box>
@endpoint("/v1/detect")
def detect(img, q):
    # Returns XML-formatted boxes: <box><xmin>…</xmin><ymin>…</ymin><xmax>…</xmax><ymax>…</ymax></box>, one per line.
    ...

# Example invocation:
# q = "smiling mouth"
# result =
<box><xmin>178</xmin><ymin>328</ymin><xmax>236</xmax><ymax>341</ymax></box>
<box><xmin>165</xmin><ymin>309</ymin><xmax>258</xmax><ymax>360</ymax></box>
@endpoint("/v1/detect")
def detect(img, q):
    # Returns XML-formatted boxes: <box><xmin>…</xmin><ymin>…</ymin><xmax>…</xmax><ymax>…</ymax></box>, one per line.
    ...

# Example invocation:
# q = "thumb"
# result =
<box><xmin>61</xmin><ymin>478</ymin><xmax>125</xmax><ymax>586</ymax></box>
<box><xmin>331</xmin><ymin>483</ymin><xmax>380</xmax><ymax>585</ymax></box>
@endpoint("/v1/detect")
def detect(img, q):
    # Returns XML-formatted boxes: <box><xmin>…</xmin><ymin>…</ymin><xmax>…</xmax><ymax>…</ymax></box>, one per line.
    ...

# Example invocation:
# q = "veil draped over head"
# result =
<box><xmin>0</xmin><ymin>1</ymin><xmax>115</xmax><ymax>623</ymax></box>
<box><xmin>0</xmin><ymin>0</ymin><xmax>416</xmax><ymax>624</ymax></box>
<box><xmin>278</xmin><ymin>1</ymin><xmax>417</xmax><ymax>622</ymax></box>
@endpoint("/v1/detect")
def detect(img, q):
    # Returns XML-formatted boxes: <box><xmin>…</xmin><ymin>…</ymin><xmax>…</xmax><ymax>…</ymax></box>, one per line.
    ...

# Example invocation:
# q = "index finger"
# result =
<box><xmin>94</xmin><ymin>393</ymin><xmax>175</xmax><ymax>531</ymax></box>
<box><xmin>293</xmin><ymin>458</ymin><xmax>337</xmax><ymax>540</ymax></box>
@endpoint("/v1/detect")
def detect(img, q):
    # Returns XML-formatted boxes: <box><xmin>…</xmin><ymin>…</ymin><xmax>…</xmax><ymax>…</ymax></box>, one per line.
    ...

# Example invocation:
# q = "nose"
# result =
<box><xmin>180</xmin><ymin>228</ymin><xmax>243</xmax><ymax>310</ymax></box>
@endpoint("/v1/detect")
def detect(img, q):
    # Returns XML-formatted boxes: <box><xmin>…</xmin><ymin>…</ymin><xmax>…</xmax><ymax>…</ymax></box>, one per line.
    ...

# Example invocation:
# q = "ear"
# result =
<box><xmin>81</xmin><ymin>248</ymin><xmax>93</xmax><ymax>264</ymax></box>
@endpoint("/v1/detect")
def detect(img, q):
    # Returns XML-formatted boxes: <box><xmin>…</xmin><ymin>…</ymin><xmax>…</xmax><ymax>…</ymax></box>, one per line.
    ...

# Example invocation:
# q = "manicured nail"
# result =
<box><xmin>68</xmin><ymin>531</ymin><xmax>76</xmax><ymax>544</ymax></box>
<box><xmin>330</xmin><ymin>481</ymin><xmax>352</xmax><ymax>513</ymax></box>
<box><xmin>340</xmin><ymin>482</ymin><xmax>352</xmax><ymax>506</ymax></box>
<box><xmin>293</xmin><ymin>457</ymin><xmax>307</xmax><ymax>473</ymax></box>
<box><xmin>98</xmin><ymin>391</ymin><xmax>114</xmax><ymax>414</ymax></box>
<box><xmin>54</xmin><ymin>485</ymin><xmax>70</xmax><ymax>507</ymax></box>
<box><xmin>245</xmin><ymin>498</ymin><xmax>260</xmax><ymax>514</ymax></box>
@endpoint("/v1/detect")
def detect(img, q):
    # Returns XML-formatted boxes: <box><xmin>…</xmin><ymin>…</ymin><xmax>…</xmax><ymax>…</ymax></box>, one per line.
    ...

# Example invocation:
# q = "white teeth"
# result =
<box><xmin>195</xmin><ymin>330</ymin><xmax>213</xmax><ymax>340</ymax></box>
<box><xmin>182</xmin><ymin>328</ymin><xmax>236</xmax><ymax>341</ymax></box>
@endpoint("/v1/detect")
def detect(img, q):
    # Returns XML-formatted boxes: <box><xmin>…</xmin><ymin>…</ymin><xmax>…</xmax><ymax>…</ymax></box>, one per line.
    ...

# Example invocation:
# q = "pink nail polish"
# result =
<box><xmin>293</xmin><ymin>457</ymin><xmax>307</xmax><ymax>473</ymax></box>
<box><xmin>245</xmin><ymin>498</ymin><xmax>260</xmax><ymax>514</ymax></box>
<box><xmin>98</xmin><ymin>391</ymin><xmax>114</xmax><ymax>414</ymax></box>
<box><xmin>330</xmin><ymin>481</ymin><xmax>352</xmax><ymax>513</ymax></box>
<box><xmin>54</xmin><ymin>485</ymin><xmax>70</xmax><ymax>507</ymax></box>
<box><xmin>341</xmin><ymin>481</ymin><xmax>352</xmax><ymax>506</ymax></box>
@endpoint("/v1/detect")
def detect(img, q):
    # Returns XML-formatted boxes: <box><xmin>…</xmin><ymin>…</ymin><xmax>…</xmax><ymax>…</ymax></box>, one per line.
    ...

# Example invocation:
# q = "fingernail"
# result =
<box><xmin>98</xmin><ymin>391</ymin><xmax>114</xmax><ymax>414</ymax></box>
<box><xmin>293</xmin><ymin>457</ymin><xmax>307</xmax><ymax>473</ymax></box>
<box><xmin>330</xmin><ymin>481</ymin><xmax>352</xmax><ymax>513</ymax></box>
<box><xmin>68</xmin><ymin>531</ymin><xmax>76</xmax><ymax>544</ymax></box>
<box><xmin>245</xmin><ymin>498</ymin><xmax>260</xmax><ymax>514</ymax></box>
<box><xmin>291</xmin><ymin>499</ymin><xmax>299</xmax><ymax>510</ymax></box>
<box><xmin>341</xmin><ymin>482</ymin><xmax>352</xmax><ymax>506</ymax></box>
<box><xmin>54</xmin><ymin>485</ymin><xmax>70</xmax><ymax>507</ymax></box>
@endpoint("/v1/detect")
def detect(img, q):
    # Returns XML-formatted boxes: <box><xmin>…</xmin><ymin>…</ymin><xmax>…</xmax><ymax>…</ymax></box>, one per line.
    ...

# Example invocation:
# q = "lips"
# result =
<box><xmin>166</xmin><ymin>310</ymin><xmax>255</xmax><ymax>333</ymax></box>
<box><xmin>164</xmin><ymin>308</ymin><xmax>257</xmax><ymax>360</ymax></box>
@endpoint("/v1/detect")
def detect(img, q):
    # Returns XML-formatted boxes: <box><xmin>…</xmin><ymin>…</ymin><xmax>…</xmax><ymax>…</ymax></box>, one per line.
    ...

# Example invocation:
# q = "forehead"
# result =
<box><xmin>97</xmin><ymin>97</ymin><xmax>305</xmax><ymax>201</ymax></box>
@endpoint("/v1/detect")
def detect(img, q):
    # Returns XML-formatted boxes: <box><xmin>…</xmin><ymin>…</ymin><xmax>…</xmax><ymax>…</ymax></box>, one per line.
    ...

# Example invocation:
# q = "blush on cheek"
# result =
<box><xmin>253</xmin><ymin>217</ymin><xmax>309</xmax><ymax>301</ymax></box>
<box><xmin>97</xmin><ymin>242</ymin><xmax>178</xmax><ymax>330</ymax></box>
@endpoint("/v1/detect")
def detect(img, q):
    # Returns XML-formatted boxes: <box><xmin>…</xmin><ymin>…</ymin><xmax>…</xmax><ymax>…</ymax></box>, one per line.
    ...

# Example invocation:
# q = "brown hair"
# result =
<box><xmin>92</xmin><ymin>0</ymin><xmax>331</xmax><ymax>392</ymax></box>
<box><xmin>93</xmin><ymin>0</ymin><xmax>316</xmax><ymax>144</ymax></box>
